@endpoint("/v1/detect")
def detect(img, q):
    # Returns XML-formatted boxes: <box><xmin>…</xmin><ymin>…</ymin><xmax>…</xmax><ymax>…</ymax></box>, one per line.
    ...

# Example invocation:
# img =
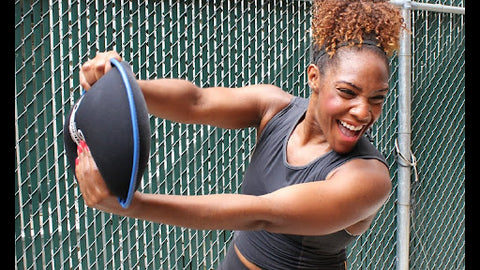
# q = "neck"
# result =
<box><xmin>291</xmin><ymin>97</ymin><xmax>329</xmax><ymax>149</ymax></box>
<box><xmin>286</xmin><ymin>110</ymin><xmax>331</xmax><ymax>166</ymax></box>
<box><xmin>295</xmin><ymin>116</ymin><xmax>327</xmax><ymax>146</ymax></box>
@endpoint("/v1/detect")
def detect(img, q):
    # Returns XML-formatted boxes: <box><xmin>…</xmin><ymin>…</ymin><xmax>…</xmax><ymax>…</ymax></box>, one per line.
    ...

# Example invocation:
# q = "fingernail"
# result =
<box><xmin>75</xmin><ymin>157</ymin><xmax>79</xmax><ymax>166</ymax></box>
<box><xmin>80</xmin><ymin>140</ymin><xmax>89</xmax><ymax>152</ymax></box>
<box><xmin>77</xmin><ymin>144</ymin><xmax>83</xmax><ymax>154</ymax></box>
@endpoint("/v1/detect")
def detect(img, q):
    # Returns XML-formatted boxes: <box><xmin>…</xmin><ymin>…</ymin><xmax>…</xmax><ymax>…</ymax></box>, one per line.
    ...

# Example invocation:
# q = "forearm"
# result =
<box><xmin>125</xmin><ymin>192</ymin><xmax>274</xmax><ymax>231</ymax></box>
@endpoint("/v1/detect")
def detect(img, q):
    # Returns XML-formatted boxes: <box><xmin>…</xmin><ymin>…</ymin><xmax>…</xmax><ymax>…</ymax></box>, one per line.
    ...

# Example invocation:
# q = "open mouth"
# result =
<box><xmin>337</xmin><ymin>120</ymin><xmax>364</xmax><ymax>138</ymax></box>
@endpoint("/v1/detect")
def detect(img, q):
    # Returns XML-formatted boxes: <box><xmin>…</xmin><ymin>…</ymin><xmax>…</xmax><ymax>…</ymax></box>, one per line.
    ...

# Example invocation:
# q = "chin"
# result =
<box><xmin>332</xmin><ymin>144</ymin><xmax>356</xmax><ymax>154</ymax></box>
<box><xmin>330</xmin><ymin>134</ymin><xmax>363</xmax><ymax>154</ymax></box>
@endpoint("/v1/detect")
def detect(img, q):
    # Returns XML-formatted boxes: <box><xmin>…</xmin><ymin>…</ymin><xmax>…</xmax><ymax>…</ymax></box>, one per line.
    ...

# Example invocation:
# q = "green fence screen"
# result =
<box><xmin>15</xmin><ymin>0</ymin><xmax>464</xmax><ymax>269</ymax></box>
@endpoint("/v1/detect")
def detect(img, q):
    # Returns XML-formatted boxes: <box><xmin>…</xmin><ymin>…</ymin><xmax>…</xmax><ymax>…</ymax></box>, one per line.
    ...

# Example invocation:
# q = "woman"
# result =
<box><xmin>75</xmin><ymin>0</ymin><xmax>404</xmax><ymax>269</ymax></box>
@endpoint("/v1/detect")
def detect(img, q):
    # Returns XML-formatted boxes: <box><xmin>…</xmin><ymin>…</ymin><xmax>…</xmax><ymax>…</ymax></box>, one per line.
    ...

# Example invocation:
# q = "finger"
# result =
<box><xmin>80</xmin><ymin>51</ymin><xmax>123</xmax><ymax>90</ymax></box>
<box><xmin>74</xmin><ymin>141</ymin><xmax>102</xmax><ymax>206</ymax></box>
<box><xmin>103</xmin><ymin>51</ymin><xmax>122</xmax><ymax>74</ymax></box>
<box><xmin>82</xmin><ymin>143</ymin><xmax>98</xmax><ymax>173</ymax></box>
<box><xmin>79</xmin><ymin>66</ymin><xmax>92</xmax><ymax>91</ymax></box>
<box><xmin>93</xmin><ymin>58</ymin><xmax>107</xmax><ymax>83</ymax></box>
<box><xmin>77</xmin><ymin>142</ymin><xmax>83</xmax><ymax>156</ymax></box>
<box><xmin>75</xmin><ymin>144</ymin><xmax>85</xmax><ymax>183</ymax></box>
<box><xmin>83</xmin><ymin>153</ymin><xmax>112</xmax><ymax>207</ymax></box>
<box><xmin>82</xmin><ymin>53</ymin><xmax>108</xmax><ymax>88</ymax></box>
<box><xmin>75</xmin><ymin>140</ymin><xmax>89</xmax><ymax>175</ymax></box>
<box><xmin>81</xmin><ymin>59</ymin><xmax>99</xmax><ymax>89</ymax></box>
<box><xmin>78</xmin><ymin>141</ymin><xmax>103</xmax><ymax>184</ymax></box>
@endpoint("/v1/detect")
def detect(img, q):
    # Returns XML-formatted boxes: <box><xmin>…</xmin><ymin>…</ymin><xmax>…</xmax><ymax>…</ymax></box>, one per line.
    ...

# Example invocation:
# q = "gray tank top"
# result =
<box><xmin>234</xmin><ymin>97</ymin><xmax>387</xmax><ymax>269</ymax></box>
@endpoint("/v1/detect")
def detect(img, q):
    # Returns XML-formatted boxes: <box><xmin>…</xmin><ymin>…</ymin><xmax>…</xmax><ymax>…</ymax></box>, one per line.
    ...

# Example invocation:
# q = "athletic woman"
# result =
<box><xmin>75</xmin><ymin>0</ymin><xmax>404</xmax><ymax>269</ymax></box>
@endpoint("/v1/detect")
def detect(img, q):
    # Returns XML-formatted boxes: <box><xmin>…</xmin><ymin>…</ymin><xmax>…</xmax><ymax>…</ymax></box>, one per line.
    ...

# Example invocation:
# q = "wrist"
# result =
<box><xmin>120</xmin><ymin>191</ymin><xmax>145</xmax><ymax>217</ymax></box>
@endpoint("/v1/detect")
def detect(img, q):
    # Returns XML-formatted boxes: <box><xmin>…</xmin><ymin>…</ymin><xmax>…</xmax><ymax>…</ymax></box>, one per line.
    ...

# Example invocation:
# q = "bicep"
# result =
<box><xmin>193</xmin><ymin>84</ymin><xmax>292</xmax><ymax>130</ymax></box>
<box><xmin>259</xmin><ymin>159</ymin><xmax>391</xmax><ymax>235</ymax></box>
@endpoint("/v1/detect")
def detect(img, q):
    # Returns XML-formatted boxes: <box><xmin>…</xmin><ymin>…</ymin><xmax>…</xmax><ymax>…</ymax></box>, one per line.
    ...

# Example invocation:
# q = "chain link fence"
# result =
<box><xmin>409</xmin><ymin>7</ymin><xmax>465</xmax><ymax>269</ymax></box>
<box><xmin>15</xmin><ymin>0</ymin><xmax>464</xmax><ymax>269</ymax></box>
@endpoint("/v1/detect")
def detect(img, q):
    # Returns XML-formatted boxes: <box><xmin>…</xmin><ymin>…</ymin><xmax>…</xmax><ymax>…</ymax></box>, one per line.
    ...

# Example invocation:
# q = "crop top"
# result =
<box><xmin>233</xmin><ymin>97</ymin><xmax>387</xmax><ymax>269</ymax></box>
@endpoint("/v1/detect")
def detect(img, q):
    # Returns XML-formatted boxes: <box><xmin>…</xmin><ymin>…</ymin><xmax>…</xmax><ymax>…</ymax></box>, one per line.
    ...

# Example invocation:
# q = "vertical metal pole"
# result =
<box><xmin>397</xmin><ymin>3</ymin><xmax>412</xmax><ymax>270</ymax></box>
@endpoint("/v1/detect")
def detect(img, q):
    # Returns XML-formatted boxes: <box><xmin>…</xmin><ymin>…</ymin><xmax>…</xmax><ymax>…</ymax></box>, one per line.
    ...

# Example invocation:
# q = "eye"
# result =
<box><xmin>337</xmin><ymin>88</ymin><xmax>356</xmax><ymax>98</ymax></box>
<box><xmin>370</xmin><ymin>95</ymin><xmax>387</xmax><ymax>104</ymax></box>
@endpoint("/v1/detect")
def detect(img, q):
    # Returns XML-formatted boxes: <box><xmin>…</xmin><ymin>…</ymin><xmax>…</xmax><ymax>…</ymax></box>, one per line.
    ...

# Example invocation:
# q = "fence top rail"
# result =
<box><xmin>296</xmin><ymin>0</ymin><xmax>465</xmax><ymax>15</ymax></box>
<box><xmin>390</xmin><ymin>0</ymin><xmax>464</xmax><ymax>14</ymax></box>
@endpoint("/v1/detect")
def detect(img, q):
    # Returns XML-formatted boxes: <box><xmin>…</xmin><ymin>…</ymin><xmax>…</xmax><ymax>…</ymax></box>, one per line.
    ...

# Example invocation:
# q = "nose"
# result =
<box><xmin>350</xmin><ymin>101</ymin><xmax>371</xmax><ymax>124</ymax></box>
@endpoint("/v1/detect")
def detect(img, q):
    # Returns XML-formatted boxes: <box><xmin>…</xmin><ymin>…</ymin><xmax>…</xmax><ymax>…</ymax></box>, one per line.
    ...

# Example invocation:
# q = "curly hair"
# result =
<box><xmin>311</xmin><ymin>0</ymin><xmax>405</xmax><ymax>58</ymax></box>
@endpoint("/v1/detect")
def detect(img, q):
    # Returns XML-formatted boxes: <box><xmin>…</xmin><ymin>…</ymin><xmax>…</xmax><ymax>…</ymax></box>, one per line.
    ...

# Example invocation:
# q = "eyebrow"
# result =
<box><xmin>336</xmin><ymin>80</ymin><xmax>389</xmax><ymax>93</ymax></box>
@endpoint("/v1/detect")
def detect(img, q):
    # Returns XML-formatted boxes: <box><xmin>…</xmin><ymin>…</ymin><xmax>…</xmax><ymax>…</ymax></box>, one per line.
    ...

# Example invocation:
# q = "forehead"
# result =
<box><xmin>326</xmin><ymin>48</ymin><xmax>390</xmax><ymax>87</ymax></box>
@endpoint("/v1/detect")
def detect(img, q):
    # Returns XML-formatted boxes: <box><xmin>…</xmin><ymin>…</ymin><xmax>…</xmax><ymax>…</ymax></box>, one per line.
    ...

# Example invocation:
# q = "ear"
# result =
<box><xmin>307</xmin><ymin>64</ymin><xmax>321</xmax><ymax>93</ymax></box>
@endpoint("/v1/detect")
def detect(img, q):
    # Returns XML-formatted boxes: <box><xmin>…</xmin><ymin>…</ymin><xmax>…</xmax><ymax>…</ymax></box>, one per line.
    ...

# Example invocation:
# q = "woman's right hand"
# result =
<box><xmin>80</xmin><ymin>51</ymin><xmax>122</xmax><ymax>91</ymax></box>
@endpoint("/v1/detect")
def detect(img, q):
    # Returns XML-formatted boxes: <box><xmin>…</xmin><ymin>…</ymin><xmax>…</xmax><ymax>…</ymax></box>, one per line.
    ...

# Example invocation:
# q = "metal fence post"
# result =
<box><xmin>396</xmin><ymin>2</ymin><xmax>412</xmax><ymax>270</ymax></box>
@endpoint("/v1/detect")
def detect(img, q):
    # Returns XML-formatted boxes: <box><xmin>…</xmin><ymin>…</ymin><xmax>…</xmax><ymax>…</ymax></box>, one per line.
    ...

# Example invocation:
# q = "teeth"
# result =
<box><xmin>339</xmin><ymin>120</ymin><xmax>363</xmax><ymax>131</ymax></box>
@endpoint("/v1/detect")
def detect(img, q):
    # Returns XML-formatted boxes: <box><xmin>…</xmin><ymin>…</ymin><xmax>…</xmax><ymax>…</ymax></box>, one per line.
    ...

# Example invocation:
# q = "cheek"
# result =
<box><xmin>371</xmin><ymin>105</ymin><xmax>384</xmax><ymax>123</ymax></box>
<box><xmin>320</xmin><ymin>93</ymin><xmax>346</xmax><ymax>118</ymax></box>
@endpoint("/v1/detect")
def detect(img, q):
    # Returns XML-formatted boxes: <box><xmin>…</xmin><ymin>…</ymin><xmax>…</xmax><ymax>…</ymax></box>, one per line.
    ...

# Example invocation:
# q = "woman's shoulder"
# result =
<box><xmin>254</xmin><ymin>85</ymin><xmax>295</xmax><ymax>136</ymax></box>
